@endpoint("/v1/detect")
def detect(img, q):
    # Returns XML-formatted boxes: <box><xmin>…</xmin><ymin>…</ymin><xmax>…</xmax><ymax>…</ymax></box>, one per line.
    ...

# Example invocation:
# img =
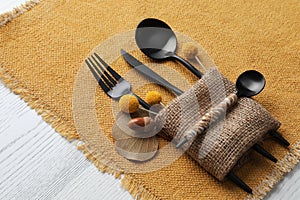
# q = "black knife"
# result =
<box><xmin>121</xmin><ymin>49</ymin><xmax>183</xmax><ymax>96</ymax></box>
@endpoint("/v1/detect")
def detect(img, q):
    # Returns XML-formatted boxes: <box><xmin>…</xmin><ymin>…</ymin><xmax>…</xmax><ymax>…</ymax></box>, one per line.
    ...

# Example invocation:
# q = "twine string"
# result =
<box><xmin>177</xmin><ymin>93</ymin><xmax>238</xmax><ymax>148</ymax></box>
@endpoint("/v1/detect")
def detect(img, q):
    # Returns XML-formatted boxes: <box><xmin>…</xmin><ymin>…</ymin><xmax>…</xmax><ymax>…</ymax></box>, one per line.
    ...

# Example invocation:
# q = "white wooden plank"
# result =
<box><xmin>0</xmin><ymin>78</ymin><xmax>132</xmax><ymax>200</ymax></box>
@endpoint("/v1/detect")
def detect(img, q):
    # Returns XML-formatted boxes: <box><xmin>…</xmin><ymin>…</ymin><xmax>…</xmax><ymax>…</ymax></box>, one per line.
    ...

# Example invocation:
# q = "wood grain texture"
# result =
<box><xmin>0</xmin><ymin>80</ymin><xmax>133</xmax><ymax>200</ymax></box>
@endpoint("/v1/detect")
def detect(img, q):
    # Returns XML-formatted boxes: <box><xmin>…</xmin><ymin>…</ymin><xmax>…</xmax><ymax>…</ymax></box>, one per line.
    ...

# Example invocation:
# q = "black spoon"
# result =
<box><xmin>237</xmin><ymin>72</ymin><xmax>290</xmax><ymax>146</ymax></box>
<box><xmin>177</xmin><ymin>70</ymin><xmax>277</xmax><ymax>162</ymax></box>
<box><xmin>236</xmin><ymin>70</ymin><xmax>266</xmax><ymax>97</ymax></box>
<box><xmin>236</xmin><ymin>70</ymin><xmax>289</xmax><ymax>154</ymax></box>
<box><xmin>229</xmin><ymin>70</ymin><xmax>279</xmax><ymax>163</ymax></box>
<box><xmin>135</xmin><ymin>18</ymin><xmax>203</xmax><ymax>78</ymax></box>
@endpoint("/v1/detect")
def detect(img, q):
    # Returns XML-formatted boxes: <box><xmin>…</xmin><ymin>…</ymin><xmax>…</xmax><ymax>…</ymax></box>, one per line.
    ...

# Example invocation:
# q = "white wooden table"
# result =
<box><xmin>0</xmin><ymin>1</ymin><xmax>299</xmax><ymax>199</ymax></box>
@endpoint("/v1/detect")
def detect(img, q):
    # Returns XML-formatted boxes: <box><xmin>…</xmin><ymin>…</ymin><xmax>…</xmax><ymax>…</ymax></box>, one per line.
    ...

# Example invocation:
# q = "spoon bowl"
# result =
<box><xmin>135</xmin><ymin>18</ymin><xmax>203</xmax><ymax>78</ymax></box>
<box><xmin>136</xmin><ymin>18</ymin><xmax>177</xmax><ymax>60</ymax></box>
<box><xmin>236</xmin><ymin>70</ymin><xmax>266</xmax><ymax>97</ymax></box>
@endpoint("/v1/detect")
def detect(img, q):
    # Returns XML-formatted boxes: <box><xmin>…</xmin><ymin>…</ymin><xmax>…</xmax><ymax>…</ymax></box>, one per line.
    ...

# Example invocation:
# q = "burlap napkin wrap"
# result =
<box><xmin>154</xmin><ymin>68</ymin><xmax>280</xmax><ymax>181</ymax></box>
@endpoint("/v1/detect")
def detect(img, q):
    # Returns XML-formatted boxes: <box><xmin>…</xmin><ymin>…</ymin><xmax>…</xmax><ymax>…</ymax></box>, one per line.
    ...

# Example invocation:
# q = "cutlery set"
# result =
<box><xmin>121</xmin><ymin>49</ymin><xmax>282</xmax><ymax>164</ymax></box>
<box><xmin>85</xmin><ymin>18</ymin><xmax>289</xmax><ymax>194</ymax></box>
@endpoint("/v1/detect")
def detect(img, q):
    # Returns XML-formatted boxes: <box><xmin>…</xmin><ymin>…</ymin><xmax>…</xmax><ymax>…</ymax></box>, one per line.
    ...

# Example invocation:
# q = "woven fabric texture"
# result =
<box><xmin>0</xmin><ymin>0</ymin><xmax>299</xmax><ymax>199</ymax></box>
<box><xmin>155</xmin><ymin>68</ymin><xmax>280</xmax><ymax>180</ymax></box>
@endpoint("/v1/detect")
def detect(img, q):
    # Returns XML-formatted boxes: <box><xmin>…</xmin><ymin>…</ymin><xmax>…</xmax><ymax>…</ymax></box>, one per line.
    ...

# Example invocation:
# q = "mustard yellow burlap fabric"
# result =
<box><xmin>0</xmin><ymin>0</ymin><xmax>299</xmax><ymax>199</ymax></box>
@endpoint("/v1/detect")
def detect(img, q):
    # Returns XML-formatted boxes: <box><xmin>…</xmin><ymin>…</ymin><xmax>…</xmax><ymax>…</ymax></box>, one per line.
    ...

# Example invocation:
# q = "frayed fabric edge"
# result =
<box><xmin>0</xmin><ymin>0</ymin><xmax>41</xmax><ymax>27</ymax></box>
<box><xmin>77</xmin><ymin>143</ymin><xmax>161</xmax><ymax>200</ymax></box>
<box><xmin>0</xmin><ymin>63</ymin><xmax>160</xmax><ymax>199</ymax></box>
<box><xmin>246</xmin><ymin>141</ymin><xmax>300</xmax><ymax>200</ymax></box>
<box><xmin>0</xmin><ymin>67</ymin><xmax>79</xmax><ymax>140</ymax></box>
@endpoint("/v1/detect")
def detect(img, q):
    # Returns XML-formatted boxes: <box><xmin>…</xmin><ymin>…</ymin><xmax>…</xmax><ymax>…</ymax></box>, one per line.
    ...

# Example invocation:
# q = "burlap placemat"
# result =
<box><xmin>0</xmin><ymin>0</ymin><xmax>299</xmax><ymax>199</ymax></box>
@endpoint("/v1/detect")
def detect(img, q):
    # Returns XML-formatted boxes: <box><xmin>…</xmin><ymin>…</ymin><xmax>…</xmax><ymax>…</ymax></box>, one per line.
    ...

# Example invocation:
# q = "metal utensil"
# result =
<box><xmin>236</xmin><ymin>70</ymin><xmax>266</xmax><ymax>97</ymax></box>
<box><xmin>135</xmin><ymin>18</ymin><xmax>203</xmax><ymax>78</ymax></box>
<box><xmin>85</xmin><ymin>52</ymin><xmax>151</xmax><ymax>110</ymax></box>
<box><xmin>120</xmin><ymin>49</ymin><xmax>183</xmax><ymax>95</ymax></box>
<box><xmin>237</xmin><ymin>71</ymin><xmax>290</xmax><ymax>145</ymax></box>
<box><xmin>236</xmin><ymin>70</ymin><xmax>289</xmax><ymax>145</ymax></box>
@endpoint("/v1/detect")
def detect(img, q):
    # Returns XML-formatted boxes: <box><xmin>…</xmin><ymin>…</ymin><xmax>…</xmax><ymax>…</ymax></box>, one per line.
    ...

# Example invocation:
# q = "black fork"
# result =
<box><xmin>85</xmin><ymin>52</ymin><xmax>151</xmax><ymax>110</ymax></box>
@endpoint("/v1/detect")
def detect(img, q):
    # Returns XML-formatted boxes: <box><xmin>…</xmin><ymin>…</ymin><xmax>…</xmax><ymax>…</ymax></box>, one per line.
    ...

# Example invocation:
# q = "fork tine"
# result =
<box><xmin>85</xmin><ymin>59</ymin><xmax>100</xmax><ymax>82</ymax></box>
<box><xmin>85</xmin><ymin>59</ymin><xmax>109</xmax><ymax>93</ymax></box>
<box><xmin>91</xmin><ymin>55</ymin><xmax>117</xmax><ymax>86</ymax></box>
<box><xmin>88</xmin><ymin>57</ymin><xmax>103</xmax><ymax>81</ymax></box>
<box><xmin>94</xmin><ymin>53</ymin><xmax>122</xmax><ymax>81</ymax></box>
<box><xmin>88</xmin><ymin>57</ymin><xmax>114</xmax><ymax>89</ymax></box>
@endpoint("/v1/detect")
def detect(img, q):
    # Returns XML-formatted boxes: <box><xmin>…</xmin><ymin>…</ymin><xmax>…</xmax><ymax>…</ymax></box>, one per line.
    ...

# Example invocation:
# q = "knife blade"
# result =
<box><xmin>121</xmin><ymin>49</ymin><xmax>183</xmax><ymax>96</ymax></box>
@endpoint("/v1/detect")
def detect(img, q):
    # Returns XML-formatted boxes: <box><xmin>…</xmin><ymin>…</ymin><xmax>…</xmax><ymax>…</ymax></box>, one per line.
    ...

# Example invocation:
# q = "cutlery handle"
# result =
<box><xmin>172</xmin><ymin>54</ymin><xmax>203</xmax><ymax>78</ymax></box>
<box><xmin>162</xmin><ymin>83</ymin><xmax>183</xmax><ymax>96</ymax></box>
<box><xmin>133</xmin><ymin>93</ymin><xmax>151</xmax><ymax>110</ymax></box>
<box><xmin>135</xmin><ymin>66</ymin><xmax>183</xmax><ymax>96</ymax></box>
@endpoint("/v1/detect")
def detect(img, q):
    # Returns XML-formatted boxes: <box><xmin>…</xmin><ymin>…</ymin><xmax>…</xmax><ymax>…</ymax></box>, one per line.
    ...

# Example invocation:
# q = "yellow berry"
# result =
<box><xmin>119</xmin><ymin>94</ymin><xmax>139</xmax><ymax>113</ymax></box>
<box><xmin>182</xmin><ymin>42</ymin><xmax>198</xmax><ymax>59</ymax></box>
<box><xmin>145</xmin><ymin>91</ymin><xmax>162</xmax><ymax>105</ymax></box>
